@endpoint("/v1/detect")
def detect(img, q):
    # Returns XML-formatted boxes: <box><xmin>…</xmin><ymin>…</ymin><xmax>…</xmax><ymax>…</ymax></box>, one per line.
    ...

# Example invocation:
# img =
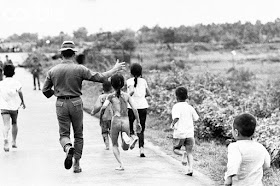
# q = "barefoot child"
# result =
<box><xmin>91</xmin><ymin>80</ymin><xmax>113</xmax><ymax>150</ymax></box>
<box><xmin>100</xmin><ymin>74</ymin><xmax>142</xmax><ymax>171</ymax></box>
<box><xmin>0</xmin><ymin>64</ymin><xmax>26</xmax><ymax>152</ymax></box>
<box><xmin>170</xmin><ymin>87</ymin><xmax>199</xmax><ymax>176</ymax></box>
<box><xmin>224</xmin><ymin>113</ymin><xmax>271</xmax><ymax>186</ymax></box>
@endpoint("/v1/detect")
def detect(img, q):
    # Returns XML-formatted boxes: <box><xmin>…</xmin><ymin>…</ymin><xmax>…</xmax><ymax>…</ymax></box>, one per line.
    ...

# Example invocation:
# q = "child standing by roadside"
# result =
<box><xmin>100</xmin><ymin>74</ymin><xmax>142</xmax><ymax>171</ymax></box>
<box><xmin>127</xmin><ymin>63</ymin><xmax>151</xmax><ymax>157</ymax></box>
<box><xmin>224</xmin><ymin>113</ymin><xmax>271</xmax><ymax>186</ymax></box>
<box><xmin>170</xmin><ymin>87</ymin><xmax>199</xmax><ymax>176</ymax></box>
<box><xmin>0</xmin><ymin>65</ymin><xmax>26</xmax><ymax>152</ymax></box>
<box><xmin>91</xmin><ymin>80</ymin><xmax>113</xmax><ymax>150</ymax></box>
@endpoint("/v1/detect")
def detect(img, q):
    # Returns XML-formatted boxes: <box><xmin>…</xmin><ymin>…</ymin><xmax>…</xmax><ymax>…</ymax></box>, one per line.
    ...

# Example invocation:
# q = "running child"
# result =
<box><xmin>91</xmin><ymin>80</ymin><xmax>113</xmax><ymax>150</ymax></box>
<box><xmin>224</xmin><ymin>113</ymin><xmax>270</xmax><ymax>186</ymax></box>
<box><xmin>100</xmin><ymin>74</ymin><xmax>142</xmax><ymax>171</ymax></box>
<box><xmin>127</xmin><ymin>63</ymin><xmax>151</xmax><ymax>157</ymax></box>
<box><xmin>170</xmin><ymin>86</ymin><xmax>199</xmax><ymax>176</ymax></box>
<box><xmin>0</xmin><ymin>64</ymin><xmax>26</xmax><ymax>152</ymax></box>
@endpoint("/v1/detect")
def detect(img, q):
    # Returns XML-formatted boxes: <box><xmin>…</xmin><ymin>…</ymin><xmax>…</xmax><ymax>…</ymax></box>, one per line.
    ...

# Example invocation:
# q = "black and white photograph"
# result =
<box><xmin>0</xmin><ymin>0</ymin><xmax>280</xmax><ymax>185</ymax></box>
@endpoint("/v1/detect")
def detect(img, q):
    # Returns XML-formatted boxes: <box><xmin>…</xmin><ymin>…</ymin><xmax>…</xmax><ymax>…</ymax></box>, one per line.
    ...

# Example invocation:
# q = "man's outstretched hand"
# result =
<box><xmin>113</xmin><ymin>59</ymin><xmax>126</xmax><ymax>72</ymax></box>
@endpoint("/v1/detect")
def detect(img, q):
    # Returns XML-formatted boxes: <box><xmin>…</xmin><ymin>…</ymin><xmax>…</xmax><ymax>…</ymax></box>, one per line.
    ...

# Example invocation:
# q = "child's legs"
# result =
<box><xmin>128</xmin><ymin>109</ymin><xmax>135</xmax><ymax>135</ymax></box>
<box><xmin>101</xmin><ymin>120</ymin><xmax>111</xmax><ymax>148</ymax></box>
<box><xmin>121</xmin><ymin>117</ymin><xmax>130</xmax><ymax>136</ymax></box>
<box><xmin>112</xmin><ymin>145</ymin><xmax>122</xmax><ymax>166</ymax></box>
<box><xmin>120</xmin><ymin>117</ymin><xmax>130</xmax><ymax>150</ymax></box>
<box><xmin>101</xmin><ymin>120</ymin><xmax>111</xmax><ymax>135</ymax></box>
<box><xmin>100</xmin><ymin>120</ymin><xmax>110</xmax><ymax>138</ymax></box>
<box><xmin>184</xmin><ymin>138</ymin><xmax>195</xmax><ymax>170</ymax></box>
<box><xmin>137</xmin><ymin>109</ymin><xmax>147</xmax><ymax>148</ymax></box>
<box><xmin>10</xmin><ymin>110</ymin><xmax>18</xmax><ymax>142</ymax></box>
<box><xmin>1</xmin><ymin>110</ymin><xmax>12</xmax><ymax>140</ymax></box>
<box><xmin>110</xmin><ymin>117</ymin><xmax>121</xmax><ymax>147</ymax></box>
<box><xmin>173</xmin><ymin>138</ymin><xmax>184</xmax><ymax>155</ymax></box>
<box><xmin>110</xmin><ymin>117</ymin><xmax>122</xmax><ymax>165</ymax></box>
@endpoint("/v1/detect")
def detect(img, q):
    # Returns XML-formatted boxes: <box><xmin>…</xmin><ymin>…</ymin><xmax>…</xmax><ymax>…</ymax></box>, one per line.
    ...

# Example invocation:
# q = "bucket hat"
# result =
<box><xmin>59</xmin><ymin>41</ymin><xmax>78</xmax><ymax>52</ymax></box>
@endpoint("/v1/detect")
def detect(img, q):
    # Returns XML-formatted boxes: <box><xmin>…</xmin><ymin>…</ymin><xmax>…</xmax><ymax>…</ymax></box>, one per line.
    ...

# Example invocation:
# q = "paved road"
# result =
<box><xmin>0</xmin><ymin>68</ymin><xmax>215</xmax><ymax>186</ymax></box>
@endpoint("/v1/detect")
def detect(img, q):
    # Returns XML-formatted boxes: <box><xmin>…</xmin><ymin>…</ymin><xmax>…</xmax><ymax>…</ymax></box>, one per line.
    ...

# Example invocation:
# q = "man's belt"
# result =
<box><xmin>57</xmin><ymin>96</ymin><xmax>79</xmax><ymax>99</ymax></box>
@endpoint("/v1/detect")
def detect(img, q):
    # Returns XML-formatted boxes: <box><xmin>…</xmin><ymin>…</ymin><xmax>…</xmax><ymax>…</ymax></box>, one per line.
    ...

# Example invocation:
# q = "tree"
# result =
<box><xmin>73</xmin><ymin>27</ymin><xmax>88</xmax><ymax>41</ymax></box>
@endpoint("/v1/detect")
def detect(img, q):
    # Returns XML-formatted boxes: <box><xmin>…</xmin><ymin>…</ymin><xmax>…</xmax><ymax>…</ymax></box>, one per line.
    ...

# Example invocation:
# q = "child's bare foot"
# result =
<box><xmin>182</xmin><ymin>152</ymin><xmax>188</xmax><ymax>166</ymax></box>
<box><xmin>4</xmin><ymin>139</ymin><xmax>9</xmax><ymax>152</ymax></box>
<box><xmin>122</xmin><ymin>132</ymin><xmax>131</xmax><ymax>144</ymax></box>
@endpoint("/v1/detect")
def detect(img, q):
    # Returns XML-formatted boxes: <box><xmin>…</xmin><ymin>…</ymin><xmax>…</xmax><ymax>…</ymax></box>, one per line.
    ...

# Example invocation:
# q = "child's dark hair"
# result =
<box><xmin>76</xmin><ymin>54</ymin><xmax>85</xmax><ymax>64</ymax></box>
<box><xmin>111</xmin><ymin>74</ymin><xmax>124</xmax><ymax>98</ymax></box>
<box><xmin>175</xmin><ymin>87</ymin><xmax>188</xmax><ymax>101</ymax></box>
<box><xmin>4</xmin><ymin>64</ymin><xmax>15</xmax><ymax>77</ymax></box>
<box><xmin>102</xmin><ymin>80</ymin><xmax>112</xmax><ymax>93</ymax></box>
<box><xmin>61</xmin><ymin>49</ymin><xmax>75</xmax><ymax>58</ymax></box>
<box><xmin>233</xmin><ymin>113</ymin><xmax>256</xmax><ymax>137</ymax></box>
<box><xmin>130</xmin><ymin>63</ymin><xmax>142</xmax><ymax>87</ymax></box>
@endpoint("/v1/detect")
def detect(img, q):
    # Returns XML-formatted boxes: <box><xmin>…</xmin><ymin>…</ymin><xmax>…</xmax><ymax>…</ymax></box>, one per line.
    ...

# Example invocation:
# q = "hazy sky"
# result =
<box><xmin>0</xmin><ymin>0</ymin><xmax>280</xmax><ymax>38</ymax></box>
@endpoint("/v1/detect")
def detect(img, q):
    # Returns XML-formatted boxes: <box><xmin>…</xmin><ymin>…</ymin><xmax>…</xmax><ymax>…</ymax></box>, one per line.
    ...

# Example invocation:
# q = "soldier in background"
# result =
<box><xmin>31</xmin><ymin>56</ymin><xmax>42</xmax><ymax>90</ymax></box>
<box><xmin>4</xmin><ymin>55</ymin><xmax>13</xmax><ymax>67</ymax></box>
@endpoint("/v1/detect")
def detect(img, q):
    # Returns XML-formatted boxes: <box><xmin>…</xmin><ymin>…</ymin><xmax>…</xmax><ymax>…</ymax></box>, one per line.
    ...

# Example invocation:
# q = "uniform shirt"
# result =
<box><xmin>0</xmin><ymin>77</ymin><xmax>22</xmax><ymax>110</ymax></box>
<box><xmin>42</xmin><ymin>60</ymin><xmax>105</xmax><ymax>97</ymax></box>
<box><xmin>172</xmin><ymin>102</ymin><xmax>199</xmax><ymax>138</ymax></box>
<box><xmin>224</xmin><ymin>140</ymin><xmax>271</xmax><ymax>186</ymax></box>
<box><xmin>126</xmin><ymin>77</ymin><xmax>149</xmax><ymax>109</ymax></box>
<box><xmin>31</xmin><ymin>62</ymin><xmax>42</xmax><ymax>75</ymax></box>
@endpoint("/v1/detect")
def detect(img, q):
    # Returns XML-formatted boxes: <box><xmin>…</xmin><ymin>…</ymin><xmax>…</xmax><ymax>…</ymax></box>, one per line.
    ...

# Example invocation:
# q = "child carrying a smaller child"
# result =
<box><xmin>170</xmin><ymin>87</ymin><xmax>199</xmax><ymax>176</ymax></box>
<box><xmin>224</xmin><ymin>113</ymin><xmax>271</xmax><ymax>186</ymax></box>
<box><xmin>91</xmin><ymin>80</ymin><xmax>113</xmax><ymax>150</ymax></box>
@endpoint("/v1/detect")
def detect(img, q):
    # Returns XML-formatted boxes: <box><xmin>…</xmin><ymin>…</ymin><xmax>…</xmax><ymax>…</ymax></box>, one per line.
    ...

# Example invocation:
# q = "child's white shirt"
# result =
<box><xmin>225</xmin><ymin>140</ymin><xmax>271</xmax><ymax>186</ymax></box>
<box><xmin>171</xmin><ymin>102</ymin><xmax>199</xmax><ymax>138</ymax></box>
<box><xmin>0</xmin><ymin>77</ymin><xmax>22</xmax><ymax>110</ymax></box>
<box><xmin>126</xmin><ymin>77</ymin><xmax>149</xmax><ymax>109</ymax></box>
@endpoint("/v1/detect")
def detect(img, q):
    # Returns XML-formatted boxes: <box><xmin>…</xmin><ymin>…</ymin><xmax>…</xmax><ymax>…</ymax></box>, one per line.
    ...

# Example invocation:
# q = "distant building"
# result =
<box><xmin>0</xmin><ymin>42</ymin><xmax>23</xmax><ymax>52</ymax></box>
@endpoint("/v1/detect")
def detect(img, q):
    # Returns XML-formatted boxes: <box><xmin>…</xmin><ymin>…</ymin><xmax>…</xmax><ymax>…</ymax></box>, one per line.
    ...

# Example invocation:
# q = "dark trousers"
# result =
<box><xmin>128</xmin><ymin>108</ymin><xmax>147</xmax><ymax>148</ymax></box>
<box><xmin>0</xmin><ymin>70</ymin><xmax>3</xmax><ymax>81</ymax></box>
<box><xmin>56</xmin><ymin>97</ymin><xmax>84</xmax><ymax>159</ymax></box>
<box><xmin>33</xmin><ymin>74</ymin><xmax>40</xmax><ymax>89</ymax></box>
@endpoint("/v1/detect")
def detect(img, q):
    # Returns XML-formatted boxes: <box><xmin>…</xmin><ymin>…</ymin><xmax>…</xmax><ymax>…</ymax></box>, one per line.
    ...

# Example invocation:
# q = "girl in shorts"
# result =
<box><xmin>100</xmin><ymin>74</ymin><xmax>141</xmax><ymax>171</ymax></box>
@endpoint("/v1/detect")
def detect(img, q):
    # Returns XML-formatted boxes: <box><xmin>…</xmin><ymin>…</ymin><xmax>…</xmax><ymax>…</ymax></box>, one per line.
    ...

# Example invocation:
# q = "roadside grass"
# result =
<box><xmin>144</xmin><ymin>116</ymin><xmax>280</xmax><ymax>186</ymax></box>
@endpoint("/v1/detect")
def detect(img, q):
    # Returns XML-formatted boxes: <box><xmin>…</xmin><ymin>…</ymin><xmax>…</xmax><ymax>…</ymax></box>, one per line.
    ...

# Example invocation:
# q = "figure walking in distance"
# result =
<box><xmin>4</xmin><ymin>55</ymin><xmax>13</xmax><ymax>67</ymax></box>
<box><xmin>31</xmin><ymin>56</ymin><xmax>42</xmax><ymax>90</ymax></box>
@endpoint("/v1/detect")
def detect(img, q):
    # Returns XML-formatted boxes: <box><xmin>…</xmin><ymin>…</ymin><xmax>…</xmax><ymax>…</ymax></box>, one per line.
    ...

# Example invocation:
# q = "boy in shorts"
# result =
<box><xmin>170</xmin><ymin>87</ymin><xmax>199</xmax><ymax>176</ymax></box>
<box><xmin>91</xmin><ymin>80</ymin><xmax>113</xmax><ymax>150</ymax></box>
<box><xmin>0</xmin><ymin>64</ymin><xmax>26</xmax><ymax>152</ymax></box>
<box><xmin>224</xmin><ymin>113</ymin><xmax>271</xmax><ymax>186</ymax></box>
